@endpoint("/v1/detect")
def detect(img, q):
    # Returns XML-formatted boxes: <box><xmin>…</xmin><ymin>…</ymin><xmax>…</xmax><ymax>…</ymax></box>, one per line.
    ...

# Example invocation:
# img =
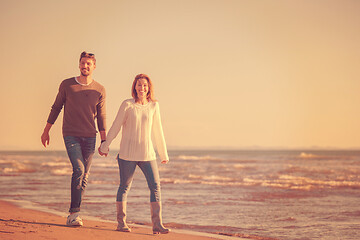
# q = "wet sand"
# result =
<box><xmin>0</xmin><ymin>200</ymin><xmax>229</xmax><ymax>240</ymax></box>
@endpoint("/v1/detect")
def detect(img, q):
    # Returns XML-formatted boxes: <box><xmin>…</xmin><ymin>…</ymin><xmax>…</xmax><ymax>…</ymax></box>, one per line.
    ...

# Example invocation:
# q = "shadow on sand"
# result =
<box><xmin>0</xmin><ymin>218</ymin><xmax>154</xmax><ymax>237</ymax></box>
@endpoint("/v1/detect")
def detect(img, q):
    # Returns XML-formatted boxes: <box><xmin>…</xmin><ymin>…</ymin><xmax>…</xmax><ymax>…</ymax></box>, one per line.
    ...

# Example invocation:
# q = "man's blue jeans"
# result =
<box><xmin>117</xmin><ymin>156</ymin><xmax>161</xmax><ymax>202</ymax></box>
<box><xmin>64</xmin><ymin>136</ymin><xmax>96</xmax><ymax>213</ymax></box>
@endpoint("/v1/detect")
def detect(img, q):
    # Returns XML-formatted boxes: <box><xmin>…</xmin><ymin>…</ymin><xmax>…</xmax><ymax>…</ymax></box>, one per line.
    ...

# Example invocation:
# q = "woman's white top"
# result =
<box><xmin>100</xmin><ymin>99</ymin><xmax>169</xmax><ymax>161</ymax></box>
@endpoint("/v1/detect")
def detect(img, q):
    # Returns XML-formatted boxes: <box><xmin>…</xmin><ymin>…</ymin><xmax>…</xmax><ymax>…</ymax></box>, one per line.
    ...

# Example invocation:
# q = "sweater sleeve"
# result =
<box><xmin>96</xmin><ymin>86</ymin><xmax>106</xmax><ymax>132</ymax></box>
<box><xmin>100</xmin><ymin>100</ymin><xmax>127</xmax><ymax>153</ymax></box>
<box><xmin>47</xmin><ymin>81</ymin><xmax>66</xmax><ymax>124</ymax></box>
<box><xmin>152</xmin><ymin>102</ymin><xmax>169</xmax><ymax>161</ymax></box>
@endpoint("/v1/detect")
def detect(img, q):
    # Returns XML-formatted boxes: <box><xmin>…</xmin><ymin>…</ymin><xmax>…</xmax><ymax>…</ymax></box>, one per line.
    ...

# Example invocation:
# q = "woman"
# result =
<box><xmin>99</xmin><ymin>74</ymin><xmax>170</xmax><ymax>234</ymax></box>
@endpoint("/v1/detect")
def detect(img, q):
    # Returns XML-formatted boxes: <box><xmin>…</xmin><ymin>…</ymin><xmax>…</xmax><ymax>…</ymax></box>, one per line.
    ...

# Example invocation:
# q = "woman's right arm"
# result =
<box><xmin>99</xmin><ymin>101</ymin><xmax>128</xmax><ymax>154</ymax></box>
<box><xmin>152</xmin><ymin>102</ymin><xmax>169</xmax><ymax>163</ymax></box>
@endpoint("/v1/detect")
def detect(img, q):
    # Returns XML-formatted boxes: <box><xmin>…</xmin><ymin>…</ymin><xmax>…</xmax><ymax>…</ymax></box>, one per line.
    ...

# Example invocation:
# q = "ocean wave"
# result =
<box><xmin>166</xmin><ymin>199</ymin><xmax>193</xmax><ymax>205</ymax></box>
<box><xmin>244</xmin><ymin>175</ymin><xmax>360</xmax><ymax>190</ymax></box>
<box><xmin>89</xmin><ymin>180</ymin><xmax>119</xmax><ymax>185</ymax></box>
<box><xmin>51</xmin><ymin>168</ymin><xmax>72</xmax><ymax>176</ymax></box>
<box><xmin>41</xmin><ymin>162</ymin><xmax>68</xmax><ymax>167</ymax></box>
<box><xmin>188</xmin><ymin>174</ymin><xmax>234</xmax><ymax>182</ymax></box>
<box><xmin>0</xmin><ymin>159</ymin><xmax>13</xmax><ymax>163</ymax></box>
<box><xmin>161</xmin><ymin>177</ymin><xmax>252</xmax><ymax>187</ymax></box>
<box><xmin>233</xmin><ymin>164</ymin><xmax>246</xmax><ymax>169</ymax></box>
<box><xmin>161</xmin><ymin>174</ymin><xmax>360</xmax><ymax>190</ymax></box>
<box><xmin>164</xmin><ymin>222</ymin><xmax>279</xmax><ymax>240</ymax></box>
<box><xmin>298</xmin><ymin>152</ymin><xmax>319</xmax><ymax>159</ymax></box>
<box><xmin>161</xmin><ymin>178</ymin><xmax>200</xmax><ymax>184</ymax></box>
<box><xmin>174</xmin><ymin>155</ymin><xmax>221</xmax><ymax>161</ymax></box>
<box><xmin>0</xmin><ymin>162</ymin><xmax>36</xmax><ymax>173</ymax></box>
<box><xmin>282</xmin><ymin>165</ymin><xmax>336</xmax><ymax>175</ymax></box>
<box><xmin>297</xmin><ymin>152</ymin><xmax>356</xmax><ymax>160</ymax></box>
<box><xmin>94</xmin><ymin>162</ymin><xmax>118</xmax><ymax>168</ymax></box>
<box><xmin>2</xmin><ymin>167</ymin><xmax>36</xmax><ymax>173</ymax></box>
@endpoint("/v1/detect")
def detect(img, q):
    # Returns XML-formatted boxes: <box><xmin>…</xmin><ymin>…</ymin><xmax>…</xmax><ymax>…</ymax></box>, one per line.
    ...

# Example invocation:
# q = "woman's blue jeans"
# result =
<box><xmin>117</xmin><ymin>156</ymin><xmax>161</xmax><ymax>202</ymax></box>
<box><xmin>64</xmin><ymin>136</ymin><xmax>96</xmax><ymax>213</ymax></box>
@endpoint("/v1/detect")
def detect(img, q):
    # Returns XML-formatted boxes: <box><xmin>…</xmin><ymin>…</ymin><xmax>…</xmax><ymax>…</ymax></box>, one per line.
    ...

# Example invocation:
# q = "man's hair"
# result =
<box><xmin>79</xmin><ymin>51</ymin><xmax>96</xmax><ymax>64</ymax></box>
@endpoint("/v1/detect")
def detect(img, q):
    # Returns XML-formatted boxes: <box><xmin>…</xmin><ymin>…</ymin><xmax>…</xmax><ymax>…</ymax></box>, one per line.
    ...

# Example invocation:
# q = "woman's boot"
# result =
<box><xmin>150</xmin><ymin>202</ymin><xmax>170</xmax><ymax>234</ymax></box>
<box><xmin>116</xmin><ymin>201</ymin><xmax>131</xmax><ymax>232</ymax></box>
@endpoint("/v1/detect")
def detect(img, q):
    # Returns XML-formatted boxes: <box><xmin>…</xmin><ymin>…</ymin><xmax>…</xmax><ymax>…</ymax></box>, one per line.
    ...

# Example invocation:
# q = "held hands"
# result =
<box><xmin>98</xmin><ymin>146</ymin><xmax>108</xmax><ymax>157</ymax></box>
<box><xmin>98</xmin><ymin>139</ymin><xmax>108</xmax><ymax>157</ymax></box>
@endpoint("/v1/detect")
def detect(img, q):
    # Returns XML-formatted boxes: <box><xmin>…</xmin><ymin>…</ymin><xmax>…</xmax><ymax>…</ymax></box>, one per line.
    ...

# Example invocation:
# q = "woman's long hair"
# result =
<box><xmin>131</xmin><ymin>74</ymin><xmax>156</xmax><ymax>102</ymax></box>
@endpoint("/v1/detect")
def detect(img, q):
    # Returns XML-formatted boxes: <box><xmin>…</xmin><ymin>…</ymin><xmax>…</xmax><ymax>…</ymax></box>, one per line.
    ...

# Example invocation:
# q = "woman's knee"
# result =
<box><xmin>117</xmin><ymin>184</ymin><xmax>132</xmax><ymax>201</ymax></box>
<box><xmin>149</xmin><ymin>183</ymin><xmax>161</xmax><ymax>202</ymax></box>
<box><xmin>149</xmin><ymin>182</ymin><xmax>161</xmax><ymax>194</ymax></box>
<box><xmin>118</xmin><ymin>183</ymin><xmax>132</xmax><ymax>194</ymax></box>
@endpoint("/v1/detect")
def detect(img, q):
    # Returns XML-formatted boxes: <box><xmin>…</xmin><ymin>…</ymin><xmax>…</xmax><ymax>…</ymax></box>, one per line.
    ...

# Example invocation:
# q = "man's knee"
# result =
<box><xmin>81</xmin><ymin>173</ymin><xmax>89</xmax><ymax>189</ymax></box>
<box><xmin>72</xmin><ymin>166</ymin><xmax>85</xmax><ymax>178</ymax></box>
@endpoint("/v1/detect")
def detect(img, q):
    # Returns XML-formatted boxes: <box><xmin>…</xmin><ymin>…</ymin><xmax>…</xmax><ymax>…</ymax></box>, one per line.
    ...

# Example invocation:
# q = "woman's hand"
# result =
<box><xmin>98</xmin><ymin>146</ymin><xmax>108</xmax><ymax>157</ymax></box>
<box><xmin>161</xmin><ymin>159</ymin><xmax>169</xmax><ymax>164</ymax></box>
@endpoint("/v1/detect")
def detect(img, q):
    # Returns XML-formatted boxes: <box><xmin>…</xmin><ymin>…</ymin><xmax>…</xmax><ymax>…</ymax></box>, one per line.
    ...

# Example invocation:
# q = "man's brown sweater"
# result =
<box><xmin>47</xmin><ymin>77</ymin><xmax>106</xmax><ymax>137</ymax></box>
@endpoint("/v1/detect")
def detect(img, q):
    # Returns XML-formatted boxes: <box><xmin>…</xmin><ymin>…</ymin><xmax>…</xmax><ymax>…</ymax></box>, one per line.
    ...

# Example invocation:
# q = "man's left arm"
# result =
<box><xmin>97</xmin><ymin>87</ymin><xmax>107</xmax><ymax>141</ymax></box>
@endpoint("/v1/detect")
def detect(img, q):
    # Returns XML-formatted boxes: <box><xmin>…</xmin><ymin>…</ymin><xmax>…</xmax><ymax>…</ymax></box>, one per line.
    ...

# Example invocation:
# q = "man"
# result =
<box><xmin>41</xmin><ymin>51</ymin><xmax>106</xmax><ymax>226</ymax></box>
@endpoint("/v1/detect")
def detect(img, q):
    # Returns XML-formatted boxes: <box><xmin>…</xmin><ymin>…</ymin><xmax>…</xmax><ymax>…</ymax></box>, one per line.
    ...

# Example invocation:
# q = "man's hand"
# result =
<box><xmin>41</xmin><ymin>131</ymin><xmax>50</xmax><ymax>147</ymax></box>
<box><xmin>41</xmin><ymin>123</ymin><xmax>53</xmax><ymax>148</ymax></box>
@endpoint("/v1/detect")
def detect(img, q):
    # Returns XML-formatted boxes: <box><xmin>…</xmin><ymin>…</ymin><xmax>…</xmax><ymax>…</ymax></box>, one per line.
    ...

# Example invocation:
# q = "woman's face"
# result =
<box><xmin>135</xmin><ymin>78</ymin><xmax>149</xmax><ymax>99</ymax></box>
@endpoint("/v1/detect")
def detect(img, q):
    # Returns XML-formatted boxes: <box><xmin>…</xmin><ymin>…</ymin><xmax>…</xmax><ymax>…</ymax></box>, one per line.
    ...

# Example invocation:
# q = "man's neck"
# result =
<box><xmin>77</xmin><ymin>75</ymin><xmax>93</xmax><ymax>85</ymax></box>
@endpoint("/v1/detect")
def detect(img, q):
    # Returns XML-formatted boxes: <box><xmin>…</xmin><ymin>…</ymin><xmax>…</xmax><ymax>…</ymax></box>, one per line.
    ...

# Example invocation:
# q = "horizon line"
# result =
<box><xmin>1</xmin><ymin>146</ymin><xmax>360</xmax><ymax>152</ymax></box>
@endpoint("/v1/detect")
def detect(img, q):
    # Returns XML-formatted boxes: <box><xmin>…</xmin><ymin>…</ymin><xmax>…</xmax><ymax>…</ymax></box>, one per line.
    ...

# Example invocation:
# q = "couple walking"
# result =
<box><xmin>41</xmin><ymin>51</ymin><xmax>170</xmax><ymax>234</ymax></box>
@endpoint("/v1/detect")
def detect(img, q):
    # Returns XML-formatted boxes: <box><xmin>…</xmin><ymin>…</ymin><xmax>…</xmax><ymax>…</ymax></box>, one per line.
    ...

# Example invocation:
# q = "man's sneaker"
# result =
<box><xmin>66</xmin><ymin>213</ymin><xmax>83</xmax><ymax>227</ymax></box>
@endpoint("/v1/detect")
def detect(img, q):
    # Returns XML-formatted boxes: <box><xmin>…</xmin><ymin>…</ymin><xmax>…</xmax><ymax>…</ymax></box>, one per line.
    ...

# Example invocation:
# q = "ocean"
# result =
<box><xmin>0</xmin><ymin>150</ymin><xmax>359</xmax><ymax>240</ymax></box>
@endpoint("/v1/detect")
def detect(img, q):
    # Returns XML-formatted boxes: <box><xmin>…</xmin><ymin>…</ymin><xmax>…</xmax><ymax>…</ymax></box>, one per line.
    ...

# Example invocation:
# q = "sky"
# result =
<box><xmin>0</xmin><ymin>0</ymin><xmax>359</xmax><ymax>150</ymax></box>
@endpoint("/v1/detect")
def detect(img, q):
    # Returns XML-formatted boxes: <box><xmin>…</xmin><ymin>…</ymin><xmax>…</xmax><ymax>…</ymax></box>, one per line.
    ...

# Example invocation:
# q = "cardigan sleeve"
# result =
<box><xmin>152</xmin><ymin>102</ymin><xmax>169</xmax><ymax>161</ymax></box>
<box><xmin>100</xmin><ymin>100</ymin><xmax>127</xmax><ymax>153</ymax></box>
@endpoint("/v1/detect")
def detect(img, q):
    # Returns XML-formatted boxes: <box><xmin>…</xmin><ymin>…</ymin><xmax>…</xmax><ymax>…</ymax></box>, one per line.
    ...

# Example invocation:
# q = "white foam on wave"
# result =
<box><xmin>2</xmin><ymin>167</ymin><xmax>17</xmax><ymax>173</ymax></box>
<box><xmin>296</xmin><ymin>152</ymin><xmax>350</xmax><ymax>160</ymax></box>
<box><xmin>188</xmin><ymin>174</ymin><xmax>234</xmax><ymax>182</ymax></box>
<box><xmin>161</xmin><ymin>178</ymin><xmax>198</xmax><ymax>184</ymax></box>
<box><xmin>233</xmin><ymin>164</ymin><xmax>245</xmax><ymax>169</ymax></box>
<box><xmin>41</xmin><ymin>162</ymin><xmax>68</xmax><ymax>167</ymax></box>
<box><xmin>161</xmin><ymin>174</ymin><xmax>239</xmax><ymax>186</ymax></box>
<box><xmin>0</xmin><ymin>161</ymin><xmax>36</xmax><ymax>173</ymax></box>
<box><xmin>243</xmin><ymin>174</ymin><xmax>360</xmax><ymax>190</ymax></box>
<box><xmin>175</xmin><ymin>155</ymin><xmax>220</xmax><ymax>161</ymax></box>
<box><xmin>89</xmin><ymin>180</ymin><xmax>118</xmax><ymax>185</ymax></box>
<box><xmin>0</xmin><ymin>159</ymin><xmax>13</xmax><ymax>163</ymax></box>
<box><xmin>51</xmin><ymin>168</ymin><xmax>71</xmax><ymax>175</ymax></box>
<box><xmin>94</xmin><ymin>162</ymin><xmax>118</xmax><ymax>168</ymax></box>
<box><xmin>299</xmin><ymin>152</ymin><xmax>318</xmax><ymax>158</ymax></box>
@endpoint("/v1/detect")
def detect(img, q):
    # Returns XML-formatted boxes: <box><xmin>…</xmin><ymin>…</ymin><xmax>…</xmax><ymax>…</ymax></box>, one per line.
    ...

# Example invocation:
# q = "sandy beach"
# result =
<box><xmin>0</xmin><ymin>200</ymin><xmax>231</xmax><ymax>240</ymax></box>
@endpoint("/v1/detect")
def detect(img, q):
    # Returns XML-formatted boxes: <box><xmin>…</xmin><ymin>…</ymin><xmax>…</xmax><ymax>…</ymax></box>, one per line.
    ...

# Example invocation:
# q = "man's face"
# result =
<box><xmin>79</xmin><ymin>57</ymin><xmax>96</xmax><ymax>76</ymax></box>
